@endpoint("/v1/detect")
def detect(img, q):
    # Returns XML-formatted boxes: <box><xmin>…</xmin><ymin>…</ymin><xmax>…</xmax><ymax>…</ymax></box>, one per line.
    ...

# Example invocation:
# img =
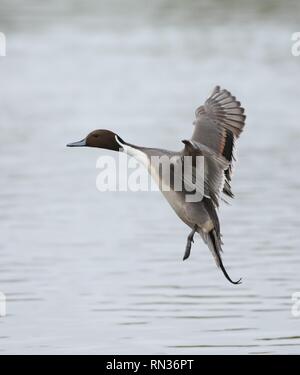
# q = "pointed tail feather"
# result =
<box><xmin>202</xmin><ymin>229</ymin><xmax>242</xmax><ymax>285</ymax></box>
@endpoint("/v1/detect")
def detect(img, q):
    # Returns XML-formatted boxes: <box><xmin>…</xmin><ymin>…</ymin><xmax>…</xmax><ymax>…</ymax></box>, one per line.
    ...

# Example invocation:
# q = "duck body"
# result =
<box><xmin>121</xmin><ymin>143</ymin><xmax>225</xmax><ymax>280</ymax></box>
<box><xmin>67</xmin><ymin>86</ymin><xmax>246</xmax><ymax>285</ymax></box>
<box><xmin>119</xmin><ymin>143</ymin><xmax>214</xmax><ymax>232</ymax></box>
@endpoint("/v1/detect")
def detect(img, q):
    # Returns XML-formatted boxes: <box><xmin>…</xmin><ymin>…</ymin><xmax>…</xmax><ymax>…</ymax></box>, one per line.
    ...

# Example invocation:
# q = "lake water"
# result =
<box><xmin>0</xmin><ymin>0</ymin><xmax>300</xmax><ymax>354</ymax></box>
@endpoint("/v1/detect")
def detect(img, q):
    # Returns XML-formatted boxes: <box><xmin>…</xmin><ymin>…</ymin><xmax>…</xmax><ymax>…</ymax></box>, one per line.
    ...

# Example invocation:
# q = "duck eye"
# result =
<box><xmin>94</xmin><ymin>134</ymin><xmax>99</xmax><ymax>138</ymax></box>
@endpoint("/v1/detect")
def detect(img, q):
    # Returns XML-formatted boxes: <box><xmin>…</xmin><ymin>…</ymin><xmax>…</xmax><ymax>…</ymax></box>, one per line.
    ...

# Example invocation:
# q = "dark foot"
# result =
<box><xmin>183</xmin><ymin>237</ymin><xmax>193</xmax><ymax>260</ymax></box>
<box><xmin>183</xmin><ymin>225</ymin><xmax>197</xmax><ymax>261</ymax></box>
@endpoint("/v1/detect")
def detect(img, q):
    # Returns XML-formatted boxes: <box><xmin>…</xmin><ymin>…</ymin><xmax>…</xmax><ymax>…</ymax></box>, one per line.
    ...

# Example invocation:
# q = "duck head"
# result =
<box><xmin>67</xmin><ymin>129</ymin><xmax>125</xmax><ymax>151</ymax></box>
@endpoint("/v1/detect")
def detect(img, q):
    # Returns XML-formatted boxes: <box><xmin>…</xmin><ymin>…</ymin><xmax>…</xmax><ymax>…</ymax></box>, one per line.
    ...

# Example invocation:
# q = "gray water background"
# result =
<box><xmin>0</xmin><ymin>0</ymin><xmax>300</xmax><ymax>354</ymax></box>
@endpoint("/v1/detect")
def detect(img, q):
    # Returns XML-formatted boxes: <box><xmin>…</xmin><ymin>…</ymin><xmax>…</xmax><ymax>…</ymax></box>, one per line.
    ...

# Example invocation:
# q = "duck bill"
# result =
<box><xmin>66</xmin><ymin>139</ymin><xmax>86</xmax><ymax>147</ymax></box>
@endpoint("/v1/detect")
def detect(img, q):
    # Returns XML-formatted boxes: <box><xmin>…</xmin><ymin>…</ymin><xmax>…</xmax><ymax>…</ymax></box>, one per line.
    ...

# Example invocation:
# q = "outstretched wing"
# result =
<box><xmin>181</xmin><ymin>139</ymin><xmax>229</xmax><ymax>207</ymax></box>
<box><xmin>191</xmin><ymin>86</ymin><xmax>246</xmax><ymax>202</ymax></box>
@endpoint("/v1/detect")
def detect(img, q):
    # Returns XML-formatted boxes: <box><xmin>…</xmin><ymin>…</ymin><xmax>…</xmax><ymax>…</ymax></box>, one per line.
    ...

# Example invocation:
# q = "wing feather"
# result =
<box><xmin>190</xmin><ymin>86</ymin><xmax>246</xmax><ymax>203</ymax></box>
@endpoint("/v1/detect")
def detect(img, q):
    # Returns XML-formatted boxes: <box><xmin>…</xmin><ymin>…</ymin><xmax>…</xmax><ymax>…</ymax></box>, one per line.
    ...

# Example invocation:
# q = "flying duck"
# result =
<box><xmin>67</xmin><ymin>86</ymin><xmax>246</xmax><ymax>285</ymax></box>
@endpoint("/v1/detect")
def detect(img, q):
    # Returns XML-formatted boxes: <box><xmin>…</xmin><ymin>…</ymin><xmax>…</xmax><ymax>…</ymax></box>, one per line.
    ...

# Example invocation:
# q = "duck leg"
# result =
<box><xmin>183</xmin><ymin>225</ymin><xmax>198</xmax><ymax>261</ymax></box>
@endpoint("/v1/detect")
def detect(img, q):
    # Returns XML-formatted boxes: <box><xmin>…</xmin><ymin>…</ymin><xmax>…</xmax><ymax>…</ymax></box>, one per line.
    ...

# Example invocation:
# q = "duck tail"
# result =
<box><xmin>203</xmin><ymin>229</ymin><xmax>242</xmax><ymax>285</ymax></box>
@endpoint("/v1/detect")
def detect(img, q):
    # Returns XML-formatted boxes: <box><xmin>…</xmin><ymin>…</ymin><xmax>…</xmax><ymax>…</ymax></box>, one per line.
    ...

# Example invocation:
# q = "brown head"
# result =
<box><xmin>67</xmin><ymin>129</ymin><xmax>125</xmax><ymax>151</ymax></box>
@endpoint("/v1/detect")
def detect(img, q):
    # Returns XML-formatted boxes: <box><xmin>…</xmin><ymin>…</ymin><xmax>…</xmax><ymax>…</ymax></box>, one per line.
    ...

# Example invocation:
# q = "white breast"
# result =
<box><xmin>115</xmin><ymin>136</ymin><xmax>149</xmax><ymax>168</ymax></box>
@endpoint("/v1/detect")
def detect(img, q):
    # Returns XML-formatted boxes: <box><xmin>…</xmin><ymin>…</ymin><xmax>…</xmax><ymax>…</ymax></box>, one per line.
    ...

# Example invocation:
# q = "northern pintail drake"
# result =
<box><xmin>67</xmin><ymin>86</ymin><xmax>246</xmax><ymax>285</ymax></box>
